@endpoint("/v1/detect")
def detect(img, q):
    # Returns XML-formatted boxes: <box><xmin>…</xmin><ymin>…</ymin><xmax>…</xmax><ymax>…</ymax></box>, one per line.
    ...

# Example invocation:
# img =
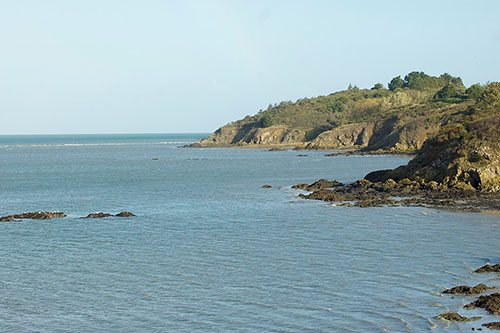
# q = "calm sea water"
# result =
<box><xmin>0</xmin><ymin>134</ymin><xmax>499</xmax><ymax>332</ymax></box>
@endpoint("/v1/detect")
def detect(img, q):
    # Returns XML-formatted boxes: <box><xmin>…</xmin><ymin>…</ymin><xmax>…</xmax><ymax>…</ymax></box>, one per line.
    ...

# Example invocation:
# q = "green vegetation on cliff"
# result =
<box><xmin>194</xmin><ymin>71</ymin><xmax>488</xmax><ymax>153</ymax></box>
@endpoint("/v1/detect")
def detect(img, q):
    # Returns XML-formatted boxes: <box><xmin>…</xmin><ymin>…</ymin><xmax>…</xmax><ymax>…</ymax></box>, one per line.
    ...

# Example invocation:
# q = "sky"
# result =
<box><xmin>0</xmin><ymin>0</ymin><xmax>499</xmax><ymax>134</ymax></box>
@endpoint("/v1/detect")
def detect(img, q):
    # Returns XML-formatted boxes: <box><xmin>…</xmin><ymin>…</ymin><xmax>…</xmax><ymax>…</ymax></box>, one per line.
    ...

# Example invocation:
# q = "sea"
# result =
<box><xmin>0</xmin><ymin>134</ymin><xmax>499</xmax><ymax>332</ymax></box>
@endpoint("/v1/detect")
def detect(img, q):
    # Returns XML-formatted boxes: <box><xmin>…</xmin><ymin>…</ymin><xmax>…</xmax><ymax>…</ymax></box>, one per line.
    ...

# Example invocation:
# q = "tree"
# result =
<box><xmin>476</xmin><ymin>82</ymin><xmax>500</xmax><ymax>109</ymax></box>
<box><xmin>261</xmin><ymin>114</ymin><xmax>273</xmax><ymax>127</ymax></box>
<box><xmin>388</xmin><ymin>76</ymin><xmax>404</xmax><ymax>91</ymax></box>
<box><xmin>434</xmin><ymin>83</ymin><xmax>462</xmax><ymax>99</ymax></box>
<box><xmin>371</xmin><ymin>83</ymin><xmax>384</xmax><ymax>90</ymax></box>
<box><xmin>466</xmin><ymin>84</ymin><xmax>484</xmax><ymax>100</ymax></box>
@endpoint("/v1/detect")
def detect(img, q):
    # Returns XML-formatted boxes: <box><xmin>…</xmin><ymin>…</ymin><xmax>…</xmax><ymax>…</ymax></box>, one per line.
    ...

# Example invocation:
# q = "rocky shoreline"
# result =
<box><xmin>436</xmin><ymin>263</ymin><xmax>500</xmax><ymax>330</ymax></box>
<box><xmin>293</xmin><ymin>177</ymin><xmax>500</xmax><ymax>212</ymax></box>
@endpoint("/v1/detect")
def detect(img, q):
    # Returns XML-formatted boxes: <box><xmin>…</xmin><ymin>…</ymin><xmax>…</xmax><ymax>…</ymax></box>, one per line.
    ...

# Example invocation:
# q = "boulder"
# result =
<box><xmin>261</xmin><ymin>184</ymin><xmax>272</xmax><ymax>189</ymax></box>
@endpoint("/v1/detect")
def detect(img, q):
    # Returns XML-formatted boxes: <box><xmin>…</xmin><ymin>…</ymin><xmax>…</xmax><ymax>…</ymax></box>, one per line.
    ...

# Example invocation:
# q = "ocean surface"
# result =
<box><xmin>0</xmin><ymin>134</ymin><xmax>499</xmax><ymax>332</ymax></box>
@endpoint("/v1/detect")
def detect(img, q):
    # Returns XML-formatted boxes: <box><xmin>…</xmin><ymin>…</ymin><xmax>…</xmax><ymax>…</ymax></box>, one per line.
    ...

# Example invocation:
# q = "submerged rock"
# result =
<box><xmin>483</xmin><ymin>322</ymin><xmax>500</xmax><ymax>329</ymax></box>
<box><xmin>115</xmin><ymin>211</ymin><xmax>136</xmax><ymax>217</ymax></box>
<box><xmin>268</xmin><ymin>147</ymin><xmax>287</xmax><ymax>152</ymax></box>
<box><xmin>436</xmin><ymin>312</ymin><xmax>481</xmax><ymax>322</ymax></box>
<box><xmin>465</xmin><ymin>293</ymin><xmax>500</xmax><ymax>315</ymax></box>
<box><xmin>443</xmin><ymin>284</ymin><xmax>491</xmax><ymax>295</ymax></box>
<box><xmin>475</xmin><ymin>264</ymin><xmax>500</xmax><ymax>273</ymax></box>
<box><xmin>261</xmin><ymin>184</ymin><xmax>272</xmax><ymax>188</ymax></box>
<box><xmin>1</xmin><ymin>211</ymin><xmax>66</xmax><ymax>221</ymax></box>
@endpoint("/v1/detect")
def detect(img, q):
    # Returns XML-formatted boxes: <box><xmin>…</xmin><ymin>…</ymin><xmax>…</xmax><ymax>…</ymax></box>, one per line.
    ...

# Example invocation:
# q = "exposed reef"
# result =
<box><xmin>476</xmin><ymin>264</ymin><xmax>500</xmax><ymax>273</ymax></box>
<box><xmin>443</xmin><ymin>284</ymin><xmax>491</xmax><ymax>295</ymax></box>
<box><xmin>0</xmin><ymin>211</ymin><xmax>66</xmax><ymax>221</ymax></box>
<box><xmin>84</xmin><ymin>211</ymin><xmax>136</xmax><ymax>218</ymax></box>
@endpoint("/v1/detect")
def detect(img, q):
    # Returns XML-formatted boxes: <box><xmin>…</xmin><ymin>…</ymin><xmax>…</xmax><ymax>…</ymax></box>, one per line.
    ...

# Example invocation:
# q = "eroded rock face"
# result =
<box><xmin>475</xmin><ymin>264</ymin><xmax>500</xmax><ymax>273</ymax></box>
<box><xmin>364</xmin><ymin>114</ymin><xmax>500</xmax><ymax>192</ymax></box>
<box><xmin>0</xmin><ymin>211</ymin><xmax>66</xmax><ymax>221</ymax></box>
<box><xmin>436</xmin><ymin>312</ymin><xmax>481</xmax><ymax>322</ymax></box>
<box><xmin>196</xmin><ymin>124</ymin><xmax>306</xmax><ymax>146</ymax></box>
<box><xmin>305</xmin><ymin>123</ymin><xmax>374</xmax><ymax>149</ymax></box>
<box><xmin>465</xmin><ymin>293</ymin><xmax>500</xmax><ymax>315</ymax></box>
<box><xmin>443</xmin><ymin>284</ymin><xmax>491</xmax><ymax>295</ymax></box>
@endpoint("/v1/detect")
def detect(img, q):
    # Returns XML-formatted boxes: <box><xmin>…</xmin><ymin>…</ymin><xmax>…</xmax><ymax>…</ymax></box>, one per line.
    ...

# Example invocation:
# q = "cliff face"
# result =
<box><xmin>365</xmin><ymin>83</ymin><xmax>500</xmax><ymax>192</ymax></box>
<box><xmin>199</xmin><ymin>125</ymin><xmax>306</xmax><ymax>146</ymax></box>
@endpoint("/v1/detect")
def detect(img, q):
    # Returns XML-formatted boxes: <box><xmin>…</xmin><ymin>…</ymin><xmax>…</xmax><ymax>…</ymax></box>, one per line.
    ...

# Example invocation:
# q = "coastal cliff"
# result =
<box><xmin>190</xmin><ymin>71</ymin><xmax>476</xmax><ymax>153</ymax></box>
<box><xmin>295</xmin><ymin>82</ymin><xmax>500</xmax><ymax>210</ymax></box>
<box><xmin>365</xmin><ymin>82</ymin><xmax>500</xmax><ymax>192</ymax></box>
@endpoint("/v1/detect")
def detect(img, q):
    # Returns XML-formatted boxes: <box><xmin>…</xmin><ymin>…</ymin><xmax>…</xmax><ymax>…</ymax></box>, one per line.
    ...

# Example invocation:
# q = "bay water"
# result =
<box><xmin>0</xmin><ymin>134</ymin><xmax>499</xmax><ymax>332</ymax></box>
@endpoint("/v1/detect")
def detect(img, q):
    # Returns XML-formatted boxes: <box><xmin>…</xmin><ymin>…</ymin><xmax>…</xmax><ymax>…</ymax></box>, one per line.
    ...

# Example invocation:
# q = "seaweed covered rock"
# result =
<box><xmin>475</xmin><ymin>264</ymin><xmax>500</xmax><ymax>273</ymax></box>
<box><xmin>436</xmin><ymin>312</ymin><xmax>481</xmax><ymax>322</ymax></box>
<box><xmin>85</xmin><ymin>212</ymin><xmax>113</xmax><ymax>218</ymax></box>
<box><xmin>115</xmin><ymin>211</ymin><xmax>136</xmax><ymax>217</ymax></box>
<box><xmin>483</xmin><ymin>322</ymin><xmax>500</xmax><ymax>329</ymax></box>
<box><xmin>443</xmin><ymin>284</ymin><xmax>491</xmax><ymax>295</ymax></box>
<box><xmin>292</xmin><ymin>179</ymin><xmax>343</xmax><ymax>191</ymax></box>
<box><xmin>465</xmin><ymin>293</ymin><xmax>500</xmax><ymax>315</ymax></box>
<box><xmin>1</xmin><ymin>211</ymin><xmax>66</xmax><ymax>221</ymax></box>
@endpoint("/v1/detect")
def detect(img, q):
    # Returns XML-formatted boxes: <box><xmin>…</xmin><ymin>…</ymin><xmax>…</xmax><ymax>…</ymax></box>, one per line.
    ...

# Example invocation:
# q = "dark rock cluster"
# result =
<box><xmin>0</xmin><ymin>211</ymin><xmax>66</xmax><ymax>221</ymax></box>
<box><xmin>295</xmin><ymin>177</ymin><xmax>500</xmax><ymax>211</ymax></box>
<box><xmin>84</xmin><ymin>211</ymin><xmax>136</xmax><ymax>218</ymax></box>
<box><xmin>1</xmin><ymin>211</ymin><xmax>135</xmax><ymax>222</ymax></box>
<box><xmin>437</xmin><ymin>263</ymin><xmax>500</xmax><ymax>330</ymax></box>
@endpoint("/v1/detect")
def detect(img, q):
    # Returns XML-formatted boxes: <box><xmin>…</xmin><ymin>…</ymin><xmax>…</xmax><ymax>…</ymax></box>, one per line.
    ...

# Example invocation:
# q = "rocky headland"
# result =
<box><xmin>290</xmin><ymin>82</ymin><xmax>500</xmax><ymax>211</ymax></box>
<box><xmin>187</xmin><ymin>72</ymin><xmax>479</xmax><ymax>154</ymax></box>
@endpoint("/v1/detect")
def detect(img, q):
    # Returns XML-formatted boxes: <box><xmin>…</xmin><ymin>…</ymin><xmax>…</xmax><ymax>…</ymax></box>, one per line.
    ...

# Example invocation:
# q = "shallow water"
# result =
<box><xmin>0</xmin><ymin>134</ymin><xmax>499</xmax><ymax>332</ymax></box>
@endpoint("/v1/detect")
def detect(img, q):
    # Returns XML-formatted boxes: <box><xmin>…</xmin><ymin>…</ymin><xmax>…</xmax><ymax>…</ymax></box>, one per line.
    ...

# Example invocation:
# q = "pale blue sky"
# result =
<box><xmin>1</xmin><ymin>0</ymin><xmax>499</xmax><ymax>134</ymax></box>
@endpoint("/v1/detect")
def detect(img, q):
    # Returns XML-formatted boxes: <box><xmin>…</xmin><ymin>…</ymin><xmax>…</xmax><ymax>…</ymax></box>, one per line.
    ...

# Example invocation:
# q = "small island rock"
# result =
<box><xmin>115</xmin><ymin>211</ymin><xmax>136</xmax><ymax>217</ymax></box>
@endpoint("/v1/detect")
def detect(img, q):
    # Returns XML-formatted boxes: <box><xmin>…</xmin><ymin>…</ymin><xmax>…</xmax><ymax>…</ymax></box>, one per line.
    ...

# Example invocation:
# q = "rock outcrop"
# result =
<box><xmin>465</xmin><ymin>293</ymin><xmax>500</xmax><ymax>315</ymax></box>
<box><xmin>197</xmin><ymin>124</ymin><xmax>306</xmax><ymax>147</ymax></box>
<box><xmin>0</xmin><ymin>211</ymin><xmax>66</xmax><ymax>221</ymax></box>
<box><xmin>443</xmin><ymin>284</ymin><xmax>491</xmax><ymax>295</ymax></box>
<box><xmin>436</xmin><ymin>312</ymin><xmax>481</xmax><ymax>322</ymax></box>
<box><xmin>305</xmin><ymin>123</ymin><xmax>374</xmax><ymax>149</ymax></box>
<box><xmin>292</xmin><ymin>179</ymin><xmax>343</xmax><ymax>191</ymax></box>
<box><xmin>483</xmin><ymin>322</ymin><xmax>500</xmax><ymax>329</ymax></box>
<box><xmin>476</xmin><ymin>264</ymin><xmax>500</xmax><ymax>273</ymax></box>
<box><xmin>85</xmin><ymin>211</ymin><xmax>136</xmax><ymax>218</ymax></box>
